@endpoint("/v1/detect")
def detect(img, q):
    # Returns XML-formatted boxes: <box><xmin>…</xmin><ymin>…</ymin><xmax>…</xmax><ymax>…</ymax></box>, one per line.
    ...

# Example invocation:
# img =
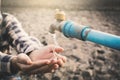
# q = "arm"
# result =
<box><xmin>2</xmin><ymin>13</ymin><xmax>41</xmax><ymax>54</ymax></box>
<box><xmin>2</xmin><ymin>13</ymin><xmax>66</xmax><ymax>71</ymax></box>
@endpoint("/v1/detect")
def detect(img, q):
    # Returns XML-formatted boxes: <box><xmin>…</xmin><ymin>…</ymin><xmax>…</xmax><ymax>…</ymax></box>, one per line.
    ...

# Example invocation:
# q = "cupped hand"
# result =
<box><xmin>29</xmin><ymin>45</ymin><xmax>67</xmax><ymax>67</ymax></box>
<box><xmin>11</xmin><ymin>54</ymin><xmax>60</xmax><ymax>75</ymax></box>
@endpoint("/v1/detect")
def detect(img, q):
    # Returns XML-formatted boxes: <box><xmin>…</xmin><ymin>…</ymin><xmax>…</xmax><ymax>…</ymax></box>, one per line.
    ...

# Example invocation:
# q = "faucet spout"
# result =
<box><xmin>49</xmin><ymin>9</ymin><xmax>66</xmax><ymax>34</ymax></box>
<box><xmin>49</xmin><ymin>21</ymin><xmax>66</xmax><ymax>34</ymax></box>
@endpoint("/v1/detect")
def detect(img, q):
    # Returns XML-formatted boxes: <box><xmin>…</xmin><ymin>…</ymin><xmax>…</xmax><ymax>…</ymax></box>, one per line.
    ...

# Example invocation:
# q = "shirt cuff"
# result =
<box><xmin>10</xmin><ymin>56</ymin><xmax>19</xmax><ymax>74</ymax></box>
<box><xmin>0</xmin><ymin>55</ymin><xmax>16</xmax><ymax>74</ymax></box>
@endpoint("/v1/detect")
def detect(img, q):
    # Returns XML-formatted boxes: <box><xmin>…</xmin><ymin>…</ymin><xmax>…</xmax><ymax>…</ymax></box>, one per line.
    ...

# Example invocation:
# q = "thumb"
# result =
<box><xmin>17</xmin><ymin>53</ymin><xmax>32</xmax><ymax>65</ymax></box>
<box><xmin>54</xmin><ymin>46</ymin><xmax>64</xmax><ymax>53</ymax></box>
<box><xmin>48</xmin><ymin>45</ymin><xmax>64</xmax><ymax>53</ymax></box>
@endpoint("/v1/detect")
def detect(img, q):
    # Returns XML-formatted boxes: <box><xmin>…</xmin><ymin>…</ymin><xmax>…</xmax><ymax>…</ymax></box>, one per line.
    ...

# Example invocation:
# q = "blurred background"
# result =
<box><xmin>2</xmin><ymin>0</ymin><xmax>120</xmax><ymax>10</ymax></box>
<box><xmin>1</xmin><ymin>0</ymin><xmax>120</xmax><ymax>80</ymax></box>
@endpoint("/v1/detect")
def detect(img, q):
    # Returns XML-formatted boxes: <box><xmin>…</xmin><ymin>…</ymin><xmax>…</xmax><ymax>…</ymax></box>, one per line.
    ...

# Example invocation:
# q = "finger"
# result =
<box><xmin>29</xmin><ymin>60</ymin><xmax>51</xmax><ymax>70</ymax></box>
<box><xmin>18</xmin><ymin>60</ymin><xmax>50</xmax><ymax>72</ymax></box>
<box><xmin>54</xmin><ymin>46</ymin><xmax>64</xmax><ymax>53</ymax></box>
<box><xmin>57</xmin><ymin>59</ymin><xmax>64</xmax><ymax>67</ymax></box>
<box><xmin>47</xmin><ymin>64</ymin><xmax>59</xmax><ymax>73</ymax></box>
<box><xmin>48</xmin><ymin>59</ymin><xmax>58</xmax><ymax>67</ymax></box>
<box><xmin>28</xmin><ymin>63</ymin><xmax>59</xmax><ymax>74</ymax></box>
<box><xmin>47</xmin><ymin>45</ymin><xmax>64</xmax><ymax>53</ymax></box>
<box><xmin>27</xmin><ymin>64</ymin><xmax>51</xmax><ymax>74</ymax></box>
<box><xmin>52</xmin><ymin>64</ymin><xmax>59</xmax><ymax>70</ymax></box>
<box><xmin>57</xmin><ymin>54</ymin><xmax>67</xmax><ymax>63</ymax></box>
<box><xmin>35</xmin><ymin>60</ymin><xmax>59</xmax><ymax>73</ymax></box>
<box><xmin>45</xmin><ymin>59</ymin><xmax>59</xmax><ymax>70</ymax></box>
<box><xmin>17</xmin><ymin>53</ymin><xmax>32</xmax><ymax>65</ymax></box>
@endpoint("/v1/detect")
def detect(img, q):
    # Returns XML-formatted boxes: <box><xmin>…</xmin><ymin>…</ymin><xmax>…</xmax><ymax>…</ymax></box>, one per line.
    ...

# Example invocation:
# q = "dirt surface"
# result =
<box><xmin>3</xmin><ymin>7</ymin><xmax>120</xmax><ymax>80</ymax></box>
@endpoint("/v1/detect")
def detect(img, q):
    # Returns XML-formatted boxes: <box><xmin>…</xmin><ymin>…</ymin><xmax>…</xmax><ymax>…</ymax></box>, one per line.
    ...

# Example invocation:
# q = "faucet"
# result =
<box><xmin>49</xmin><ymin>9</ymin><xmax>120</xmax><ymax>51</ymax></box>
<box><xmin>49</xmin><ymin>9</ymin><xmax>66</xmax><ymax>34</ymax></box>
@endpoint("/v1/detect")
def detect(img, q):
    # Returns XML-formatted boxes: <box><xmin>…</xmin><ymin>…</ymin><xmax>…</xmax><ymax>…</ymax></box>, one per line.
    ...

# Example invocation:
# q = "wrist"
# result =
<box><xmin>27</xmin><ymin>51</ymin><xmax>33</xmax><ymax>56</ymax></box>
<box><xmin>28</xmin><ymin>50</ymin><xmax>40</xmax><ymax>61</ymax></box>
<box><xmin>27</xmin><ymin>49</ymin><xmax>39</xmax><ymax>56</ymax></box>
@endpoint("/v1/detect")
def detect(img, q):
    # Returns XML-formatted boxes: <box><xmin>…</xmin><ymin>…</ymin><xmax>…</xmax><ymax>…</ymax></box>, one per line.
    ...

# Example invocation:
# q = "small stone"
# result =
<box><xmin>52</xmin><ymin>76</ymin><xmax>61</xmax><ymax>80</ymax></box>
<box><xmin>73</xmin><ymin>75</ymin><xmax>83</xmax><ymax>80</ymax></box>
<box><xmin>41</xmin><ymin>41</ymin><xmax>48</xmax><ymax>45</ymax></box>
<box><xmin>97</xmin><ymin>49</ymin><xmax>105</xmax><ymax>54</ymax></box>
<box><xmin>70</xmin><ymin>55</ymin><xmax>81</xmax><ymax>61</ymax></box>
<box><xmin>93</xmin><ymin>60</ymin><xmax>103</xmax><ymax>67</ymax></box>
<box><xmin>82</xmin><ymin>71</ymin><xmax>92</xmax><ymax>80</ymax></box>
<box><xmin>73</xmin><ymin>44</ymin><xmax>77</xmax><ymax>49</ymax></box>
<box><xmin>91</xmin><ymin>51</ymin><xmax>98</xmax><ymax>59</ymax></box>
<box><xmin>96</xmin><ymin>56</ymin><xmax>106</xmax><ymax>61</ymax></box>
<box><xmin>87</xmin><ymin>70</ymin><xmax>93</xmax><ymax>76</ymax></box>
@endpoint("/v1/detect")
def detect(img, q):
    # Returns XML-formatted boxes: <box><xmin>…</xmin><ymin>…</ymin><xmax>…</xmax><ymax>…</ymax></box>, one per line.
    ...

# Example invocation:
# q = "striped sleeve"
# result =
<box><xmin>0</xmin><ymin>52</ymin><xmax>14</xmax><ymax>74</ymax></box>
<box><xmin>3</xmin><ymin>13</ymin><xmax>42</xmax><ymax>54</ymax></box>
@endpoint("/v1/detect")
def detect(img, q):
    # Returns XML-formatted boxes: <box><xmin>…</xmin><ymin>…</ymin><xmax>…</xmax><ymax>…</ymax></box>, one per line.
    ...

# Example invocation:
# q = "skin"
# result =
<box><xmin>29</xmin><ymin>45</ymin><xmax>66</xmax><ymax>63</ymax></box>
<box><xmin>11</xmin><ymin>45</ymin><xmax>67</xmax><ymax>75</ymax></box>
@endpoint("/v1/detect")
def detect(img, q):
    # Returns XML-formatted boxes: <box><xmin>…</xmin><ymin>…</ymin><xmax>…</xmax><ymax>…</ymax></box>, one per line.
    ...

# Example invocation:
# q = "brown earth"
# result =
<box><xmin>2</xmin><ymin>7</ymin><xmax>120</xmax><ymax>80</ymax></box>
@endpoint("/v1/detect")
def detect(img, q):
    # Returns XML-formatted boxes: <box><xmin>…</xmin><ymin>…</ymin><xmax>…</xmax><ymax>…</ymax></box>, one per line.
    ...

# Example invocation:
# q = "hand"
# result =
<box><xmin>29</xmin><ymin>45</ymin><xmax>67</xmax><ymax>67</ymax></box>
<box><xmin>11</xmin><ymin>53</ymin><xmax>60</xmax><ymax>75</ymax></box>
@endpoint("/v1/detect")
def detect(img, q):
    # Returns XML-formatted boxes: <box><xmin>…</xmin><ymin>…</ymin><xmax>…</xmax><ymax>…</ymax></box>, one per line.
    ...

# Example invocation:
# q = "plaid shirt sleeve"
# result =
<box><xmin>0</xmin><ymin>51</ymin><xmax>15</xmax><ymax>74</ymax></box>
<box><xmin>3</xmin><ymin>13</ymin><xmax>42</xmax><ymax>54</ymax></box>
<box><xmin>0</xmin><ymin>13</ymin><xmax>43</xmax><ymax>74</ymax></box>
